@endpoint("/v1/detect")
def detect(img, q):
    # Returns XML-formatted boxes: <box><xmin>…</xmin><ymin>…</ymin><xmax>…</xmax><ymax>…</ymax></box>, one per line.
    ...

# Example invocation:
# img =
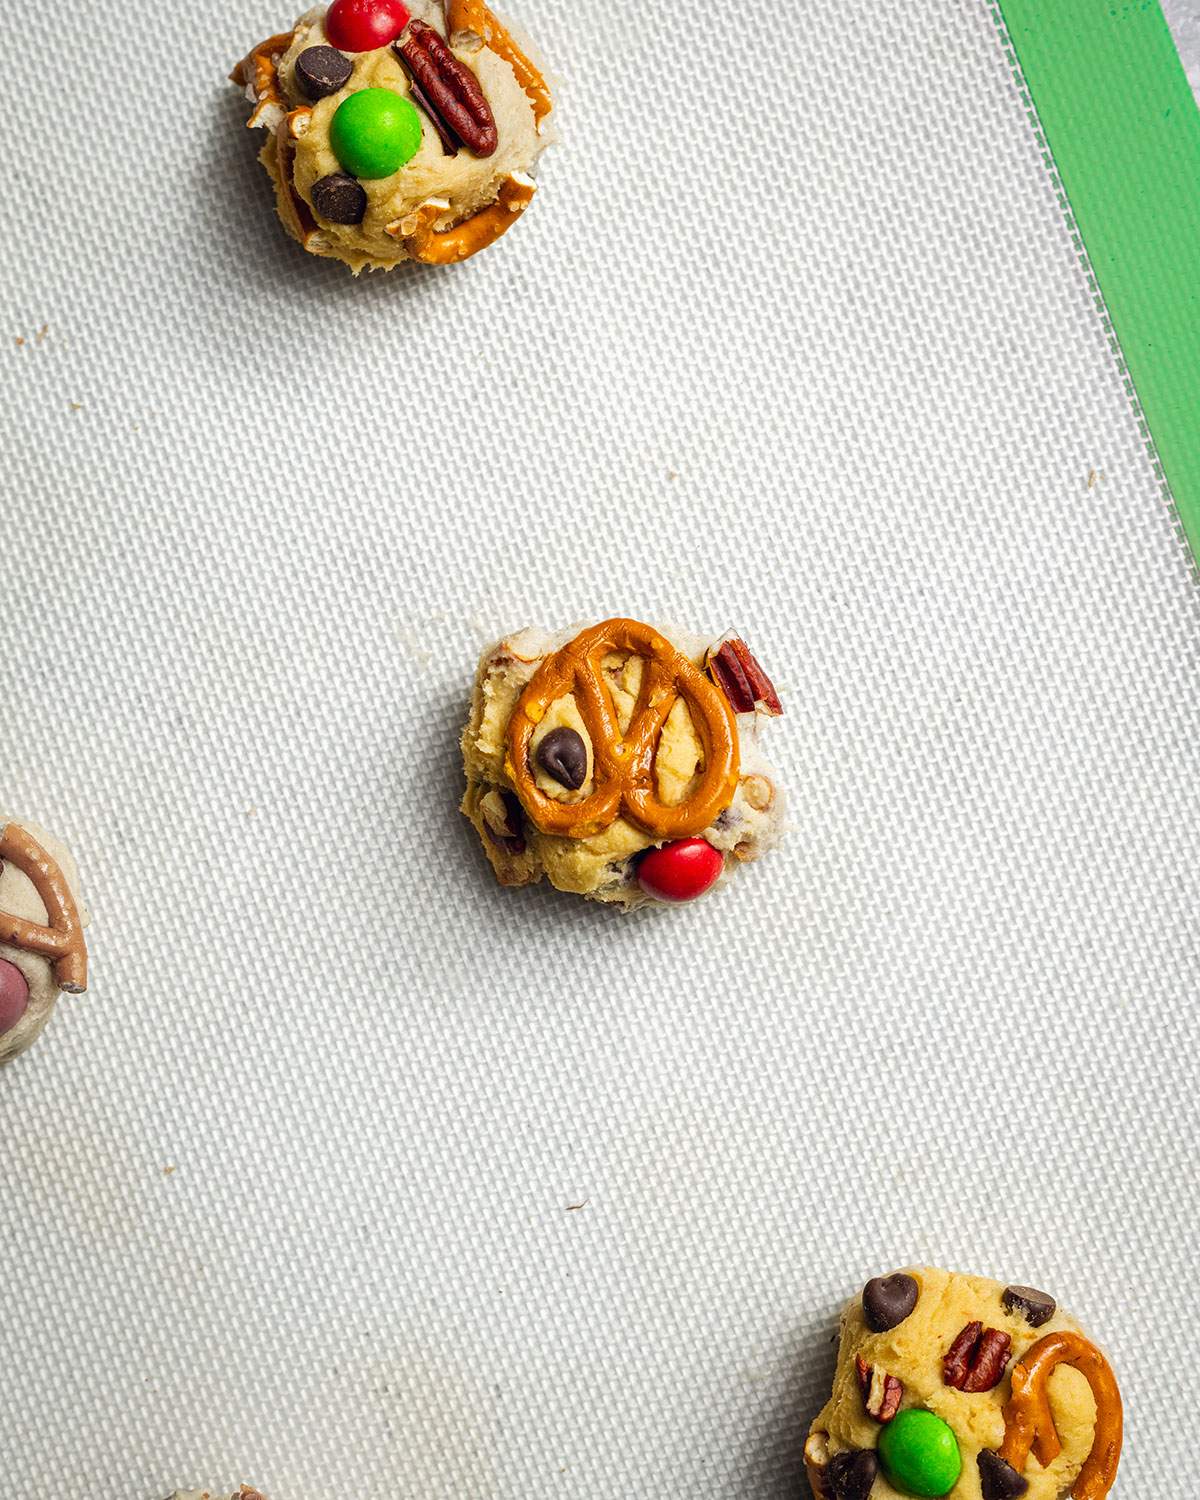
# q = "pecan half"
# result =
<box><xmin>395</xmin><ymin>19</ymin><xmax>498</xmax><ymax>157</ymax></box>
<box><xmin>855</xmin><ymin>1352</ymin><xmax>903</xmax><ymax>1421</ymax></box>
<box><xmin>943</xmin><ymin>1322</ymin><xmax>1012</xmax><ymax>1392</ymax></box>
<box><xmin>707</xmin><ymin>638</ymin><xmax>783</xmax><ymax>716</ymax></box>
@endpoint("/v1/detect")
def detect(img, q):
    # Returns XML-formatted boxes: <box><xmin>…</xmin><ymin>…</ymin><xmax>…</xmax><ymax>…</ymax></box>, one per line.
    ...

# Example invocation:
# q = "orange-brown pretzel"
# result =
<box><xmin>446</xmin><ymin>0</ymin><xmax>553</xmax><ymax>125</ymax></box>
<box><xmin>231</xmin><ymin>31</ymin><xmax>296</xmax><ymax>128</ymax></box>
<box><xmin>387</xmin><ymin>173</ymin><xmax>536</xmax><ymax>263</ymax></box>
<box><xmin>269</xmin><ymin>108</ymin><xmax>331</xmax><ymax>254</ymax></box>
<box><xmin>505</xmin><ymin>620</ymin><xmax>740</xmax><ymax>841</ymax></box>
<box><xmin>998</xmin><ymin>1331</ymin><xmax>1122</xmax><ymax>1500</ymax></box>
<box><xmin>0</xmin><ymin>823</ymin><xmax>88</xmax><ymax>995</ymax></box>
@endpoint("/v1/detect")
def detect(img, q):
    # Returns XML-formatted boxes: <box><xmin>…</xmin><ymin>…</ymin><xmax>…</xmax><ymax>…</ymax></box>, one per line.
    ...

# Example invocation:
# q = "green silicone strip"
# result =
<box><xmin>993</xmin><ymin>0</ymin><xmax>1200</xmax><ymax>562</ymax></box>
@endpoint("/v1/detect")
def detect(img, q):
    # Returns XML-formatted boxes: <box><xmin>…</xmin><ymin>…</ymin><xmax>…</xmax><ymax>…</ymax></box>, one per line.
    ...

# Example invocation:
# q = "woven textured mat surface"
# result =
<box><xmin>2</xmin><ymin>1</ymin><xmax>1197</xmax><ymax>1495</ymax></box>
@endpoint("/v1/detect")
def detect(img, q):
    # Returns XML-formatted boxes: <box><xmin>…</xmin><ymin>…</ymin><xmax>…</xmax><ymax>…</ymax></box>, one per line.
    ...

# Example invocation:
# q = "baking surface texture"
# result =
<box><xmin>2</xmin><ymin>1</ymin><xmax>1197</xmax><ymax>1495</ymax></box>
<box><xmin>1163</xmin><ymin>0</ymin><xmax>1200</xmax><ymax>92</ymax></box>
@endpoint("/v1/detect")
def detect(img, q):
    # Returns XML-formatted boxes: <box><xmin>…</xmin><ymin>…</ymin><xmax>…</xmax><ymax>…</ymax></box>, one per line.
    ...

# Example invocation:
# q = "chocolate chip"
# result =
<box><xmin>295</xmin><ymin>45</ymin><xmax>353</xmax><ymax>100</ymax></box>
<box><xmin>536</xmin><ymin>727</ymin><xmax>588</xmax><ymax>790</ymax></box>
<box><xmin>862</xmin><ymin>1272</ymin><xmax>919</xmax><ymax>1333</ymax></box>
<box><xmin>978</xmin><ymin>1451</ymin><xmax>1029</xmax><ymax>1499</ymax></box>
<box><xmin>1001</xmin><ymin>1284</ymin><xmax>1056</xmax><ymax>1328</ymax></box>
<box><xmin>826</xmin><ymin>1449</ymin><xmax>879</xmax><ymax>1500</ymax></box>
<box><xmin>310</xmin><ymin>173</ymin><xmax>367</xmax><ymax>225</ymax></box>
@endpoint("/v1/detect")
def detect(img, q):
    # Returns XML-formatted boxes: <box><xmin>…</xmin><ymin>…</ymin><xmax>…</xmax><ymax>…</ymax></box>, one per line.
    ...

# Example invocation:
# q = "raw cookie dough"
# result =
<box><xmin>805</xmin><ymin>1267</ymin><xmax>1122</xmax><ymax>1500</ymax></box>
<box><xmin>461</xmin><ymin>620</ymin><xmax>786</xmax><ymax>908</ymax></box>
<box><xmin>232</xmin><ymin>0</ymin><xmax>553</xmax><ymax>271</ymax></box>
<box><xmin>166</xmin><ymin>1491</ymin><xmax>266</xmax><ymax>1500</ymax></box>
<box><xmin>0</xmin><ymin>815</ymin><xmax>90</xmax><ymax>1066</ymax></box>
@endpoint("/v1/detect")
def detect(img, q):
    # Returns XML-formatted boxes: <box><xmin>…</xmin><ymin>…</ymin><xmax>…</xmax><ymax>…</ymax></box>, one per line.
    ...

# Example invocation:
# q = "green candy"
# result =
<box><xmin>877</xmin><ymin>1410</ymin><xmax>962</xmax><ymax>1497</ymax></box>
<box><xmin>329</xmin><ymin>88</ymin><xmax>422</xmax><ymax>180</ymax></box>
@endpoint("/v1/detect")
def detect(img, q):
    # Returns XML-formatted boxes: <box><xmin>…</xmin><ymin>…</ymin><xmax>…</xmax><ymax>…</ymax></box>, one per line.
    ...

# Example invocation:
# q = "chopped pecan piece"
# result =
<box><xmin>481</xmin><ymin>788</ymin><xmax>526</xmax><ymax>854</ymax></box>
<box><xmin>707</xmin><ymin>637</ymin><xmax>783</xmax><ymax>715</ymax></box>
<box><xmin>855</xmin><ymin>1352</ymin><xmax>903</xmax><ymax>1421</ymax></box>
<box><xmin>943</xmin><ymin>1321</ymin><xmax>1012</xmax><ymax>1392</ymax></box>
<box><xmin>395</xmin><ymin>19</ymin><xmax>498</xmax><ymax>157</ymax></box>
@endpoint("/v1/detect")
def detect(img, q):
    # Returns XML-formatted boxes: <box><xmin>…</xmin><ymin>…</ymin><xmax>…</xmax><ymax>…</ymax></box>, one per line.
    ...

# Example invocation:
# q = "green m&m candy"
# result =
<box><xmin>877</xmin><ymin>1410</ymin><xmax>962</xmax><ymax>1497</ymax></box>
<box><xmin>329</xmin><ymin>88</ymin><xmax>422</xmax><ymax>179</ymax></box>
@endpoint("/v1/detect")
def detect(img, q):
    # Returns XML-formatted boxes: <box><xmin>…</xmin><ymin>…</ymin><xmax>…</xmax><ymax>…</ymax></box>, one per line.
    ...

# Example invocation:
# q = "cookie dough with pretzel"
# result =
<box><xmin>0</xmin><ymin>814</ymin><xmax>90</xmax><ymax>1067</ymax></box>
<box><xmin>461</xmin><ymin>619</ymin><xmax>786</xmax><ymax>908</ymax></box>
<box><xmin>166</xmin><ymin>1489</ymin><xmax>267</xmax><ymax>1500</ymax></box>
<box><xmin>805</xmin><ymin>1267</ymin><xmax>1122</xmax><ymax>1500</ymax></box>
<box><xmin>232</xmin><ymin>0</ymin><xmax>552</xmax><ymax>271</ymax></box>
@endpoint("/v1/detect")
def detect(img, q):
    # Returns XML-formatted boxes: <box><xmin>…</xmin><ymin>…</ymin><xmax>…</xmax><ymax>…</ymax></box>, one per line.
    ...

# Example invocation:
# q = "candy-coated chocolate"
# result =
<box><xmin>636</xmin><ymin>838</ymin><xmax>724</xmax><ymax>903</ymax></box>
<box><xmin>0</xmin><ymin>958</ymin><xmax>30</xmax><ymax>1034</ymax></box>
<box><xmin>878</xmin><ymin>1410</ymin><xmax>962</xmax><ymax>1497</ymax></box>
<box><xmin>329</xmin><ymin>88</ymin><xmax>423</xmax><ymax>179</ymax></box>
<box><xmin>325</xmin><ymin>0</ymin><xmax>411</xmax><ymax>52</ymax></box>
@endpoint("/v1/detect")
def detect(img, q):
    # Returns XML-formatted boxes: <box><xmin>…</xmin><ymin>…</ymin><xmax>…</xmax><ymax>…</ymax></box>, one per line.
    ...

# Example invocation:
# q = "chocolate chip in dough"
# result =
<box><xmin>536</xmin><ymin>726</ymin><xmax>588</xmax><ymax>790</ymax></box>
<box><xmin>862</xmin><ymin>1272</ymin><xmax>919</xmax><ymax>1333</ymax></box>
<box><xmin>1001</xmin><ymin>1284</ymin><xmax>1057</xmax><ymax>1328</ymax></box>
<box><xmin>826</xmin><ymin>1449</ymin><xmax>879</xmax><ymax>1500</ymax></box>
<box><xmin>295</xmin><ymin>44</ymin><xmax>353</xmax><ymax>100</ymax></box>
<box><xmin>978</xmin><ymin>1451</ymin><xmax>1029</xmax><ymax>1499</ymax></box>
<box><xmin>310</xmin><ymin>173</ymin><xmax>368</xmax><ymax>225</ymax></box>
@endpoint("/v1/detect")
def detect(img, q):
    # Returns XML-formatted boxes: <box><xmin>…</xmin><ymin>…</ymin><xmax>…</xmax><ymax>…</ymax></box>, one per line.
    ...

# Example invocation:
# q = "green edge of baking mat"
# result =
<box><xmin>992</xmin><ymin>0</ymin><xmax>1200</xmax><ymax>564</ymax></box>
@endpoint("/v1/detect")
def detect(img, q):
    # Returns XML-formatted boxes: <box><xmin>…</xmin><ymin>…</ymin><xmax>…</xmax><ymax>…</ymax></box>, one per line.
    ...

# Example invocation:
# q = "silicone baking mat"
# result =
<box><xmin>3</xmin><ymin>2</ymin><xmax>1199</xmax><ymax>1496</ymax></box>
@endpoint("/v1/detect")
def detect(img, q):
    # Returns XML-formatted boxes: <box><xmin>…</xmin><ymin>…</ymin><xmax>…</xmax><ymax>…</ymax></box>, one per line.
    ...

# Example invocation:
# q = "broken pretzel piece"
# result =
<box><xmin>0</xmin><ymin>822</ymin><xmax>88</xmax><ymax>995</ymax></box>
<box><xmin>445</xmin><ymin>0</ymin><xmax>553</xmax><ymax>125</ymax></box>
<box><xmin>998</xmin><ymin>1331</ymin><xmax>1122</xmax><ymax>1500</ymax></box>
<box><xmin>230</xmin><ymin>30</ymin><xmax>295</xmax><ymax>130</ymax></box>
<box><xmin>268</xmin><ymin>108</ymin><xmax>330</xmax><ymax>255</ymax></box>
<box><xmin>387</xmin><ymin>173</ymin><xmax>536</xmax><ymax>264</ymax></box>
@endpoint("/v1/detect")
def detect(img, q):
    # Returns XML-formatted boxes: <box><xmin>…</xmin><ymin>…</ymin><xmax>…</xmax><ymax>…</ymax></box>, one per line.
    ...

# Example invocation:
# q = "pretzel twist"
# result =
<box><xmin>446</xmin><ymin>0</ymin><xmax>553</xmax><ymax>124</ymax></box>
<box><xmin>389</xmin><ymin>173</ymin><xmax>536</xmax><ymax>263</ymax></box>
<box><xmin>0</xmin><ymin>824</ymin><xmax>88</xmax><ymax>995</ymax></box>
<box><xmin>505</xmin><ymin>620</ymin><xmax>740</xmax><ymax>841</ymax></box>
<box><xmin>998</xmin><ymin>1331</ymin><xmax>1122</xmax><ymax>1500</ymax></box>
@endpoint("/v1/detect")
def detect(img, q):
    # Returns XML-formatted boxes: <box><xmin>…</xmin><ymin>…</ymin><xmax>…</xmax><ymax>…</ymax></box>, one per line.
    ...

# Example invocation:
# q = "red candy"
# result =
<box><xmin>325</xmin><ymin>0</ymin><xmax>411</xmax><ymax>52</ymax></box>
<box><xmin>0</xmin><ymin>958</ymin><xmax>30</xmax><ymax>1035</ymax></box>
<box><xmin>636</xmin><ymin>838</ymin><xmax>725</xmax><ymax>903</ymax></box>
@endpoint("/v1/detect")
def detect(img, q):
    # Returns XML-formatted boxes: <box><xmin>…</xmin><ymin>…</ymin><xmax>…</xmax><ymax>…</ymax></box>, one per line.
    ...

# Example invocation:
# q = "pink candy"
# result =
<box><xmin>0</xmin><ymin>958</ymin><xmax>30</xmax><ymax>1034</ymax></box>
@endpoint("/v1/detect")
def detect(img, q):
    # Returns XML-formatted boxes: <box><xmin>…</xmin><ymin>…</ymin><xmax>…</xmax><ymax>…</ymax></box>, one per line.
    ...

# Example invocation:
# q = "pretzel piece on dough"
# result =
<box><xmin>231</xmin><ymin>31</ymin><xmax>296</xmax><ymax>131</ymax></box>
<box><xmin>998</xmin><ymin>1331</ymin><xmax>1122</xmax><ymax>1500</ymax></box>
<box><xmin>505</xmin><ymin>620</ymin><xmax>741</xmax><ymax>841</ymax></box>
<box><xmin>387</xmin><ymin>173</ymin><xmax>536</xmax><ymax>264</ymax></box>
<box><xmin>0</xmin><ymin>823</ymin><xmax>88</xmax><ymax>995</ymax></box>
<box><xmin>445</xmin><ymin>1</ymin><xmax>553</xmax><ymax>126</ymax></box>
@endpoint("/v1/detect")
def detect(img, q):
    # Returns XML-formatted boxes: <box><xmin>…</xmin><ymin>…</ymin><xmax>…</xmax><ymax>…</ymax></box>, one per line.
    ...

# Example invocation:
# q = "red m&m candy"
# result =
<box><xmin>636</xmin><ymin>838</ymin><xmax>725</xmax><ymax>903</ymax></box>
<box><xmin>0</xmin><ymin>958</ymin><xmax>30</xmax><ymax>1035</ymax></box>
<box><xmin>325</xmin><ymin>0</ymin><xmax>411</xmax><ymax>52</ymax></box>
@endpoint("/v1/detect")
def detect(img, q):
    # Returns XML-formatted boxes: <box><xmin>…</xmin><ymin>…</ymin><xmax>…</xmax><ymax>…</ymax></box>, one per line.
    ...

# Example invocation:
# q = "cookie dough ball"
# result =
<box><xmin>805</xmin><ymin>1268</ymin><xmax>1122</xmax><ymax>1500</ymax></box>
<box><xmin>461</xmin><ymin>620</ymin><xmax>786</xmax><ymax>909</ymax></box>
<box><xmin>232</xmin><ymin>0</ymin><xmax>553</xmax><ymax>271</ymax></box>
<box><xmin>165</xmin><ymin>1489</ymin><xmax>267</xmax><ymax>1500</ymax></box>
<box><xmin>0</xmin><ymin>815</ymin><xmax>89</xmax><ymax>1066</ymax></box>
